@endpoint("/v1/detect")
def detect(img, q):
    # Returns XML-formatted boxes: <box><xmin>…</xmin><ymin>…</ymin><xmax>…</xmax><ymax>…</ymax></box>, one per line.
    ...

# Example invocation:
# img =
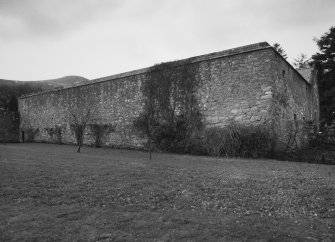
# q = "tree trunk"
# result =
<box><xmin>2</xmin><ymin>127</ymin><xmax>5</xmax><ymax>144</ymax></box>
<box><xmin>77</xmin><ymin>132</ymin><xmax>82</xmax><ymax>153</ymax></box>
<box><xmin>148</xmin><ymin>118</ymin><xmax>151</xmax><ymax>160</ymax></box>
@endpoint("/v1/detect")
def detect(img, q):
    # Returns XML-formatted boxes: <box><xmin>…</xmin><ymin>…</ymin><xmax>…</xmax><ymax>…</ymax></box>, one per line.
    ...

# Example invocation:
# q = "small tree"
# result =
<box><xmin>67</xmin><ymin>100</ymin><xmax>95</xmax><ymax>153</ymax></box>
<box><xmin>273</xmin><ymin>43</ymin><xmax>288</xmax><ymax>59</ymax></box>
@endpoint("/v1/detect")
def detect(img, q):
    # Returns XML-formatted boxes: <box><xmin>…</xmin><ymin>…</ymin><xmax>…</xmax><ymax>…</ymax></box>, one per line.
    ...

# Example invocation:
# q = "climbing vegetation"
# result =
<box><xmin>202</xmin><ymin>123</ymin><xmax>272</xmax><ymax>158</ymax></box>
<box><xmin>89</xmin><ymin>124</ymin><xmax>116</xmax><ymax>147</ymax></box>
<box><xmin>133</xmin><ymin>61</ymin><xmax>203</xmax><ymax>153</ymax></box>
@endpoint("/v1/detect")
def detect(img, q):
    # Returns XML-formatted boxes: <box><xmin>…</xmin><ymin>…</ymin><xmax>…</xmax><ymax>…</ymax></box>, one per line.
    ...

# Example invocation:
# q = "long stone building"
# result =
<box><xmin>18</xmin><ymin>42</ymin><xmax>319</xmax><ymax>150</ymax></box>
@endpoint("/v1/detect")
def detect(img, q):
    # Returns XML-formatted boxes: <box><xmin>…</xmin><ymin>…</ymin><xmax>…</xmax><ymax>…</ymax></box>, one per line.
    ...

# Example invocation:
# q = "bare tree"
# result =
<box><xmin>67</xmin><ymin>100</ymin><xmax>95</xmax><ymax>153</ymax></box>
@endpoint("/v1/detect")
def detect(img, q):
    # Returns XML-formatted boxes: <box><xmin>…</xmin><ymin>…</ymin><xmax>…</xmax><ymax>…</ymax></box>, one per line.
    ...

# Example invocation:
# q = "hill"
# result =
<box><xmin>34</xmin><ymin>75</ymin><xmax>91</xmax><ymax>90</ymax></box>
<box><xmin>0</xmin><ymin>75</ymin><xmax>90</xmax><ymax>91</ymax></box>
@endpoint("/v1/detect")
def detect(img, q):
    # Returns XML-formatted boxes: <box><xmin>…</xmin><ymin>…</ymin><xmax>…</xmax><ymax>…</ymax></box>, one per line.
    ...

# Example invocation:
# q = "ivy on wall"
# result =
<box><xmin>133</xmin><ymin>61</ymin><xmax>203</xmax><ymax>153</ymax></box>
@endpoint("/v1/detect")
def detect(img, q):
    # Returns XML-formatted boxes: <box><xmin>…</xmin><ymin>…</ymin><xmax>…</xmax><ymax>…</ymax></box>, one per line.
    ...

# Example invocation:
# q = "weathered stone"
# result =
<box><xmin>18</xmin><ymin>42</ymin><xmax>319</xmax><ymax>150</ymax></box>
<box><xmin>231</xmin><ymin>109</ymin><xmax>241</xmax><ymax>114</ymax></box>
<box><xmin>261</xmin><ymin>94</ymin><xmax>273</xmax><ymax>99</ymax></box>
<box><xmin>262</xmin><ymin>86</ymin><xmax>272</xmax><ymax>91</ymax></box>
<box><xmin>234</xmin><ymin>115</ymin><xmax>244</xmax><ymax>121</ymax></box>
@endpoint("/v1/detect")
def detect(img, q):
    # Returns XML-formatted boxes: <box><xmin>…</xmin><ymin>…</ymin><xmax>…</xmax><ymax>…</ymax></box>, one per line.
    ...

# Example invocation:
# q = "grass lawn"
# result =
<box><xmin>0</xmin><ymin>143</ymin><xmax>334</xmax><ymax>241</ymax></box>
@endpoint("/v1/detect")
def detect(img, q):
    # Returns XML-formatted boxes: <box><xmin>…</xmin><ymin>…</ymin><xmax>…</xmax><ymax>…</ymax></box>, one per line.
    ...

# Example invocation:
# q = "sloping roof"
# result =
<box><xmin>297</xmin><ymin>67</ymin><xmax>312</xmax><ymax>84</ymax></box>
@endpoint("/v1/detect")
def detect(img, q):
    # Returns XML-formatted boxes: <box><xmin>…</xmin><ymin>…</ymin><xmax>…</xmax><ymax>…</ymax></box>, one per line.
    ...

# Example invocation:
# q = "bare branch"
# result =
<box><xmin>67</xmin><ymin>97</ymin><xmax>96</xmax><ymax>152</ymax></box>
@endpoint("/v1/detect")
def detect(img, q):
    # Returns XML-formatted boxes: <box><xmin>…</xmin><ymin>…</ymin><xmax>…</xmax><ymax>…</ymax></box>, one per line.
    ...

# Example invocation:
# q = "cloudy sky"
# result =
<box><xmin>0</xmin><ymin>0</ymin><xmax>334</xmax><ymax>81</ymax></box>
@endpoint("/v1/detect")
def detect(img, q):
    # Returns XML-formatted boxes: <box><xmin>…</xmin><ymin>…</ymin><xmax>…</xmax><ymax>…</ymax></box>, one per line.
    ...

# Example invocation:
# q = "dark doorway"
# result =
<box><xmin>21</xmin><ymin>131</ymin><xmax>25</xmax><ymax>143</ymax></box>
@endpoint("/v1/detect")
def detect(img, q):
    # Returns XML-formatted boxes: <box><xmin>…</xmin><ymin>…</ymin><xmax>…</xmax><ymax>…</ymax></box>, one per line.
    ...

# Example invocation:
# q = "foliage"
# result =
<box><xmin>271</xmin><ymin>120</ymin><xmax>335</xmax><ymax>165</ymax></box>
<box><xmin>274</xmin><ymin>119</ymin><xmax>313</xmax><ymax>152</ymax></box>
<box><xmin>284</xmin><ymin>120</ymin><xmax>300</xmax><ymax>150</ymax></box>
<box><xmin>309</xmin><ymin>122</ymin><xmax>335</xmax><ymax>149</ymax></box>
<box><xmin>0</xmin><ymin>83</ymin><xmax>42</xmax><ymax>111</ymax></box>
<box><xmin>25</xmin><ymin>128</ymin><xmax>40</xmax><ymax>142</ymax></box>
<box><xmin>89</xmin><ymin>124</ymin><xmax>116</xmax><ymax>147</ymax></box>
<box><xmin>54</xmin><ymin>126</ymin><xmax>63</xmax><ymax>144</ymax></box>
<box><xmin>44</xmin><ymin>128</ymin><xmax>54</xmax><ymax>139</ymax></box>
<box><xmin>7</xmin><ymin>95</ymin><xmax>18</xmax><ymax>112</ymax></box>
<box><xmin>0</xmin><ymin>111</ymin><xmax>19</xmax><ymax>143</ymax></box>
<box><xmin>133</xmin><ymin>61</ymin><xmax>203</xmax><ymax>153</ymax></box>
<box><xmin>272</xmin><ymin>43</ymin><xmax>288</xmax><ymax>59</ymax></box>
<box><xmin>70</xmin><ymin>124</ymin><xmax>85</xmax><ymax>152</ymax></box>
<box><xmin>202</xmin><ymin>123</ymin><xmax>272</xmax><ymax>158</ymax></box>
<box><xmin>311</xmin><ymin>26</ymin><xmax>335</xmax><ymax>125</ymax></box>
<box><xmin>44</xmin><ymin>125</ymin><xmax>63</xmax><ymax>144</ymax></box>
<box><xmin>293</xmin><ymin>53</ymin><xmax>310</xmax><ymax>68</ymax></box>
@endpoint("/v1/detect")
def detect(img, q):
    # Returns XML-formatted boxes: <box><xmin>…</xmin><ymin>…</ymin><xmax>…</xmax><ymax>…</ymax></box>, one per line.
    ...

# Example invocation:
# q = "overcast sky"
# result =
<box><xmin>0</xmin><ymin>0</ymin><xmax>334</xmax><ymax>81</ymax></box>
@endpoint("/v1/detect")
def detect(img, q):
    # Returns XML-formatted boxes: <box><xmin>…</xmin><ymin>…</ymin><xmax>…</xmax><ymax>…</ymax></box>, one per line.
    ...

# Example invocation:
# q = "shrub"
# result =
<box><xmin>90</xmin><ymin>124</ymin><xmax>116</xmax><ymax>147</ymax></box>
<box><xmin>270</xmin><ymin>120</ymin><xmax>335</xmax><ymax>165</ymax></box>
<box><xmin>134</xmin><ymin>111</ymin><xmax>203</xmax><ymax>153</ymax></box>
<box><xmin>25</xmin><ymin>128</ymin><xmax>39</xmax><ymax>142</ymax></box>
<box><xmin>309</xmin><ymin>122</ymin><xmax>335</xmax><ymax>150</ymax></box>
<box><xmin>44</xmin><ymin>125</ymin><xmax>63</xmax><ymax>144</ymax></box>
<box><xmin>202</xmin><ymin>123</ymin><xmax>272</xmax><ymax>158</ymax></box>
<box><xmin>54</xmin><ymin>126</ymin><xmax>63</xmax><ymax>144</ymax></box>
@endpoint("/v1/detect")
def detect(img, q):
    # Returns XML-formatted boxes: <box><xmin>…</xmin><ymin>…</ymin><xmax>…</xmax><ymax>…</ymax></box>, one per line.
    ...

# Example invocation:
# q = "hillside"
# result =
<box><xmin>0</xmin><ymin>75</ymin><xmax>90</xmax><ymax>91</ymax></box>
<box><xmin>35</xmin><ymin>75</ymin><xmax>91</xmax><ymax>90</ymax></box>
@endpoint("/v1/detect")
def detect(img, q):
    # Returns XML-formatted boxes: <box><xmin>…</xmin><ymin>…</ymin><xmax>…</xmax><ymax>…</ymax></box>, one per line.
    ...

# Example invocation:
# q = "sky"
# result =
<box><xmin>0</xmin><ymin>0</ymin><xmax>334</xmax><ymax>81</ymax></box>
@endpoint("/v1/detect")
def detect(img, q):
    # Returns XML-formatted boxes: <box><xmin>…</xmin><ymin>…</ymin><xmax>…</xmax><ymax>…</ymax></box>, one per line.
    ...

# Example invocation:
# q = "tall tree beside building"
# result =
<box><xmin>312</xmin><ymin>26</ymin><xmax>335</xmax><ymax>125</ymax></box>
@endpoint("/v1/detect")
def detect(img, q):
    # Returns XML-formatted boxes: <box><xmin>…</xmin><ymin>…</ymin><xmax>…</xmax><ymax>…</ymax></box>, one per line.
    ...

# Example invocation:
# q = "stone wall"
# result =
<box><xmin>197</xmin><ymin>47</ymin><xmax>274</xmax><ymax>127</ymax></box>
<box><xmin>18</xmin><ymin>42</ymin><xmax>319</xmax><ymax>150</ymax></box>
<box><xmin>19</xmin><ymin>74</ymin><xmax>145</xmax><ymax>148</ymax></box>
<box><xmin>270</xmin><ymin>53</ymin><xmax>319</xmax><ymax>149</ymax></box>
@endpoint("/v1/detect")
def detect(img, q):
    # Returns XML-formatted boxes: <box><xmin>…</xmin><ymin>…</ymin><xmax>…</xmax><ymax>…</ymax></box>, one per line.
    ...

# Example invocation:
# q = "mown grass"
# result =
<box><xmin>0</xmin><ymin>143</ymin><xmax>334</xmax><ymax>241</ymax></box>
